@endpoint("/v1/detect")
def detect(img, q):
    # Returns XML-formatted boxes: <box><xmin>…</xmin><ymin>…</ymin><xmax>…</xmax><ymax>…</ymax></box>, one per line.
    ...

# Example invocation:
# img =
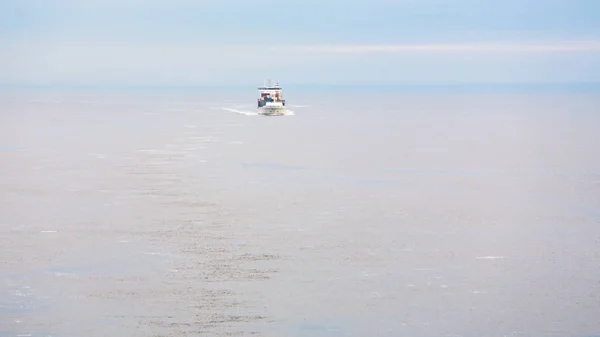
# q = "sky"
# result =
<box><xmin>1</xmin><ymin>0</ymin><xmax>600</xmax><ymax>86</ymax></box>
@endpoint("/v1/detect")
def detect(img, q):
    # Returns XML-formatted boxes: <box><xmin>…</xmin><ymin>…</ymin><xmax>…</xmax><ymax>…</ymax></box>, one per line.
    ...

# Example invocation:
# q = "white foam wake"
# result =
<box><xmin>222</xmin><ymin>107</ymin><xmax>295</xmax><ymax>116</ymax></box>
<box><xmin>476</xmin><ymin>256</ymin><xmax>507</xmax><ymax>260</ymax></box>
<box><xmin>222</xmin><ymin>108</ymin><xmax>259</xmax><ymax>116</ymax></box>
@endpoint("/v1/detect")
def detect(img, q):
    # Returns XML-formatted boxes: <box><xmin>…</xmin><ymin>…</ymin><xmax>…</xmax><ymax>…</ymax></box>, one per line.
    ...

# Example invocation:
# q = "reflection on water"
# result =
<box><xmin>1</xmin><ymin>91</ymin><xmax>600</xmax><ymax>337</ymax></box>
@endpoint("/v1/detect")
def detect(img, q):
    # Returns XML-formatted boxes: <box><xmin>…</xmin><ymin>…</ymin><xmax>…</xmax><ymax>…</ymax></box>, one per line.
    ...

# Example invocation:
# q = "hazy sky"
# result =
<box><xmin>1</xmin><ymin>0</ymin><xmax>600</xmax><ymax>86</ymax></box>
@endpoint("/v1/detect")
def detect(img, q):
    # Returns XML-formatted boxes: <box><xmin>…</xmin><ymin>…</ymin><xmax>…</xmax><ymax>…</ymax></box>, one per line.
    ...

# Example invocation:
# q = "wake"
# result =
<box><xmin>222</xmin><ymin>108</ymin><xmax>259</xmax><ymax>116</ymax></box>
<box><xmin>221</xmin><ymin>107</ymin><xmax>295</xmax><ymax>116</ymax></box>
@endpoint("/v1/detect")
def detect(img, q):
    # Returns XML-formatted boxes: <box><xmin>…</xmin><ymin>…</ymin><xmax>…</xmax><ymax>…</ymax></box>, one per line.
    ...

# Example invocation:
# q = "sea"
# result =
<box><xmin>1</xmin><ymin>85</ymin><xmax>600</xmax><ymax>337</ymax></box>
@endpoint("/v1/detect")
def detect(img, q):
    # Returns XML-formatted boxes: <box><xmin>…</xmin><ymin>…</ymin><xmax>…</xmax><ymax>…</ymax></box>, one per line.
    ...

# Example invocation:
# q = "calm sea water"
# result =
<box><xmin>1</xmin><ymin>89</ymin><xmax>599</xmax><ymax>337</ymax></box>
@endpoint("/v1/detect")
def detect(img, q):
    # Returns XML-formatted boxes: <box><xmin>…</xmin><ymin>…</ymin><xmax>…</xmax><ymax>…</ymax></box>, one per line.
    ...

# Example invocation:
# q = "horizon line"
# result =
<box><xmin>2</xmin><ymin>82</ymin><xmax>600</xmax><ymax>91</ymax></box>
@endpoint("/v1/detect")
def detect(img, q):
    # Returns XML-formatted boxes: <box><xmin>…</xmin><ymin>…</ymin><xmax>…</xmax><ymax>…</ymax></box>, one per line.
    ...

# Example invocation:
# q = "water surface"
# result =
<box><xmin>1</xmin><ymin>89</ymin><xmax>599</xmax><ymax>337</ymax></box>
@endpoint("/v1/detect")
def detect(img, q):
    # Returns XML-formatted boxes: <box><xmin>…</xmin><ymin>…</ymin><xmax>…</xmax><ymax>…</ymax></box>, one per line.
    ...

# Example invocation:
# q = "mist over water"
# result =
<box><xmin>1</xmin><ymin>89</ymin><xmax>600</xmax><ymax>337</ymax></box>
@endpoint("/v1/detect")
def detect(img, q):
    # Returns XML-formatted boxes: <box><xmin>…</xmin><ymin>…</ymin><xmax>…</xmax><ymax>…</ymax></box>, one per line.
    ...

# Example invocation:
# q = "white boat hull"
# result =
<box><xmin>258</xmin><ymin>105</ymin><xmax>286</xmax><ymax>116</ymax></box>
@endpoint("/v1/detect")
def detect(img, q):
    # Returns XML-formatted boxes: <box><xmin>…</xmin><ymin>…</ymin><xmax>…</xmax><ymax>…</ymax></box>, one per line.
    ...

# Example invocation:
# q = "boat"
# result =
<box><xmin>257</xmin><ymin>80</ymin><xmax>286</xmax><ymax>116</ymax></box>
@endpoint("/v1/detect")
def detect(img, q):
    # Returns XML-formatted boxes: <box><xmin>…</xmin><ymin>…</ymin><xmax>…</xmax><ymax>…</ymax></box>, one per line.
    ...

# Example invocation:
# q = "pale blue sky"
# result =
<box><xmin>1</xmin><ymin>0</ymin><xmax>600</xmax><ymax>86</ymax></box>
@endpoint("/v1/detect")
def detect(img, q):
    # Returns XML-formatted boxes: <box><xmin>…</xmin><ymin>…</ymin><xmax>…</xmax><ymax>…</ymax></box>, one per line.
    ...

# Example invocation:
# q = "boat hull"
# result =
<box><xmin>258</xmin><ymin>105</ymin><xmax>286</xmax><ymax>116</ymax></box>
